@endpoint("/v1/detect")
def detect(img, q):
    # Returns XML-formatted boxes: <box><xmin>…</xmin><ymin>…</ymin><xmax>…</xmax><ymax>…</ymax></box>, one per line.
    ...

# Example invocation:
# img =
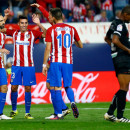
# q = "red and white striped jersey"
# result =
<box><xmin>6</xmin><ymin>29</ymin><xmax>43</xmax><ymax>67</ymax></box>
<box><xmin>61</xmin><ymin>0</ymin><xmax>74</xmax><ymax>11</ymax></box>
<box><xmin>45</xmin><ymin>23</ymin><xmax>80</xmax><ymax>64</ymax></box>
<box><xmin>101</xmin><ymin>0</ymin><xmax>113</xmax><ymax>11</ymax></box>
<box><xmin>0</xmin><ymin>33</ymin><xmax>6</xmax><ymax>68</ymax></box>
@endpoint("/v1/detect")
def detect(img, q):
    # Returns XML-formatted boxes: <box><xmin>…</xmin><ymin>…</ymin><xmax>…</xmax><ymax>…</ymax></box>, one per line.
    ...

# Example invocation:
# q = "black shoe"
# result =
<box><xmin>71</xmin><ymin>103</ymin><xmax>79</xmax><ymax>118</ymax></box>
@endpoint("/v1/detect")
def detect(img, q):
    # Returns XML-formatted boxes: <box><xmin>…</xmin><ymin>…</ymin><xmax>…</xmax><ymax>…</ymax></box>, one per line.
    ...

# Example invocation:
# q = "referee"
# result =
<box><xmin>104</xmin><ymin>5</ymin><xmax>130</xmax><ymax>123</ymax></box>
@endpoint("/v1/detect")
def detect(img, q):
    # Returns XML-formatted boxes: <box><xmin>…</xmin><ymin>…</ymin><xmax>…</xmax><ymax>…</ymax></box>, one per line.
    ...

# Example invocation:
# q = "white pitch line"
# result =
<box><xmin>81</xmin><ymin>108</ymin><xmax>130</xmax><ymax>110</ymax></box>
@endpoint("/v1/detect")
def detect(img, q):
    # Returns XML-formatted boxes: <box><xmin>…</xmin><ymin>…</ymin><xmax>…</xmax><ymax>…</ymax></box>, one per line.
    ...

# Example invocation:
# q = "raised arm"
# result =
<box><xmin>32</xmin><ymin>14</ymin><xmax>46</xmax><ymax>38</ymax></box>
<box><xmin>4</xmin><ymin>8</ymin><xmax>10</xmax><ymax>22</ymax></box>
<box><xmin>31</xmin><ymin>3</ymin><xmax>53</xmax><ymax>25</ymax></box>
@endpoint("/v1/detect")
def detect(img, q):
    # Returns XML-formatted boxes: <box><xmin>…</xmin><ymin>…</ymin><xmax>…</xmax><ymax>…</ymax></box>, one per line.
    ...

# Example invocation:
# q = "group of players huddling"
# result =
<box><xmin>0</xmin><ymin>3</ymin><xmax>130</xmax><ymax>122</ymax></box>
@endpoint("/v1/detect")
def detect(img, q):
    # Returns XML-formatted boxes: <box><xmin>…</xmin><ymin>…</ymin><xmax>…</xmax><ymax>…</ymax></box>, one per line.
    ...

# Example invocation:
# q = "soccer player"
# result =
<box><xmin>42</xmin><ymin>8</ymin><xmax>83</xmax><ymax>120</ymax></box>
<box><xmin>0</xmin><ymin>15</ymin><xmax>46</xmax><ymax>119</ymax></box>
<box><xmin>31</xmin><ymin>3</ymin><xmax>71</xmax><ymax>119</ymax></box>
<box><xmin>0</xmin><ymin>9</ymin><xmax>12</xmax><ymax>120</ymax></box>
<box><xmin>104</xmin><ymin>5</ymin><xmax>130</xmax><ymax>123</ymax></box>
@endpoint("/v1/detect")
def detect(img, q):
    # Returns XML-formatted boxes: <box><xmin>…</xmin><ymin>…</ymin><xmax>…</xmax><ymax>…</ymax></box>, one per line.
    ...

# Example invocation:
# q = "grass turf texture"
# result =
<box><xmin>1</xmin><ymin>102</ymin><xmax>130</xmax><ymax>130</ymax></box>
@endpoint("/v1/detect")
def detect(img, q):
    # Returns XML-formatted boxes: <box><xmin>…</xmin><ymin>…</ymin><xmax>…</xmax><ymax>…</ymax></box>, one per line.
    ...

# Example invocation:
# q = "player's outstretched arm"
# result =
<box><xmin>31</xmin><ymin>3</ymin><xmax>52</xmax><ymax>25</ymax></box>
<box><xmin>112</xmin><ymin>35</ymin><xmax>130</xmax><ymax>54</ymax></box>
<box><xmin>74</xmin><ymin>40</ymin><xmax>83</xmax><ymax>48</ymax></box>
<box><xmin>4</xmin><ymin>8</ymin><xmax>10</xmax><ymax>22</ymax></box>
<box><xmin>0</xmin><ymin>49</ymin><xmax>10</xmax><ymax>54</ymax></box>
<box><xmin>32</xmin><ymin>14</ymin><xmax>46</xmax><ymax>38</ymax></box>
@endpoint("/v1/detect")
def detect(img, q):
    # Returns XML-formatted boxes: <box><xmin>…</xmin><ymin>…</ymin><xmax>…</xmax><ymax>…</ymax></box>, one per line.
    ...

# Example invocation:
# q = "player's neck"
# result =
<box><xmin>20</xmin><ymin>30</ymin><xmax>28</xmax><ymax>33</ymax></box>
<box><xmin>56</xmin><ymin>20</ymin><xmax>63</xmax><ymax>24</ymax></box>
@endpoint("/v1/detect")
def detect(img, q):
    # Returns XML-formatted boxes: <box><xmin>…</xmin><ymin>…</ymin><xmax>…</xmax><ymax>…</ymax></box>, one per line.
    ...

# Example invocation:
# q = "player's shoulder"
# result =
<box><xmin>111</xmin><ymin>19</ymin><xmax>123</xmax><ymax>26</ymax></box>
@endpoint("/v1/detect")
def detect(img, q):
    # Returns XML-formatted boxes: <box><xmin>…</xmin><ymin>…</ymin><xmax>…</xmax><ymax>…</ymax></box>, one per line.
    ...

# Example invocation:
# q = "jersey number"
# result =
<box><xmin>57</xmin><ymin>34</ymin><xmax>71</xmax><ymax>48</ymax></box>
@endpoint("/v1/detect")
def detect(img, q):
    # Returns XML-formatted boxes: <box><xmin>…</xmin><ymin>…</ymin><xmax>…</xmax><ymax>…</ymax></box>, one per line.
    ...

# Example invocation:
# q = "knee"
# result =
<box><xmin>1</xmin><ymin>85</ymin><xmax>8</xmax><ymax>93</ymax></box>
<box><xmin>11</xmin><ymin>85</ymin><xmax>18</xmax><ymax>92</ymax></box>
<box><xmin>25</xmin><ymin>86</ymin><xmax>31</xmax><ymax>92</ymax></box>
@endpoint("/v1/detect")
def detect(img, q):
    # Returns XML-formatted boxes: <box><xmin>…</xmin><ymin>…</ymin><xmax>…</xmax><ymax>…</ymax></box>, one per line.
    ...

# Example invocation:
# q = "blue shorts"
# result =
<box><xmin>0</xmin><ymin>68</ymin><xmax>7</xmax><ymax>86</ymax></box>
<box><xmin>11</xmin><ymin>66</ymin><xmax>36</xmax><ymax>86</ymax></box>
<box><xmin>49</xmin><ymin>62</ymin><xmax>73</xmax><ymax>87</ymax></box>
<box><xmin>47</xmin><ymin>67</ymin><xmax>51</xmax><ymax>83</ymax></box>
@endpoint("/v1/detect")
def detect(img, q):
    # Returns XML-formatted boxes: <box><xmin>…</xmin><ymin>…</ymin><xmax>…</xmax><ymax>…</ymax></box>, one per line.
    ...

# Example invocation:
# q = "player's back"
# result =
<box><xmin>49</xmin><ymin>23</ymin><xmax>77</xmax><ymax>64</ymax></box>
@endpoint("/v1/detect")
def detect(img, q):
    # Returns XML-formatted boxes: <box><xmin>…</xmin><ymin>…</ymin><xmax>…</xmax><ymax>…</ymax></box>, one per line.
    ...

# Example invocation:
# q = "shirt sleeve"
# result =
<box><xmin>6</xmin><ymin>29</ymin><xmax>16</xmax><ymax>36</ymax></box>
<box><xmin>45</xmin><ymin>28</ymin><xmax>52</xmax><ymax>42</ymax></box>
<box><xmin>74</xmin><ymin>27</ymin><xmax>80</xmax><ymax>42</ymax></box>
<box><xmin>32</xmin><ymin>30</ymin><xmax>43</xmax><ymax>40</ymax></box>
<box><xmin>38</xmin><ymin>5</ymin><xmax>53</xmax><ymax>26</ymax></box>
<box><xmin>113</xmin><ymin>24</ymin><xmax>123</xmax><ymax>37</ymax></box>
<box><xmin>106</xmin><ymin>23</ymin><xmax>115</xmax><ymax>39</ymax></box>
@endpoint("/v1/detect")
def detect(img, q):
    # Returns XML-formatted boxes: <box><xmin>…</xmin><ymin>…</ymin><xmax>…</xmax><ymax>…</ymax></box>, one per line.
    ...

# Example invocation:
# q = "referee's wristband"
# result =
<box><xmin>42</xmin><ymin>64</ymin><xmax>47</xmax><ymax>68</ymax></box>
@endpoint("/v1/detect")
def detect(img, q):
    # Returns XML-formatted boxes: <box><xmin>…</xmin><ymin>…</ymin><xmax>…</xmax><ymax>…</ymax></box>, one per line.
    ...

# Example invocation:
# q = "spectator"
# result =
<box><xmin>85</xmin><ymin>9</ymin><xmax>94</xmax><ymax>22</ymax></box>
<box><xmin>113</xmin><ymin>0</ymin><xmax>129</xmax><ymax>11</ymax></box>
<box><xmin>36</xmin><ymin>0</ymin><xmax>56</xmax><ymax>11</ymax></box>
<box><xmin>0</xmin><ymin>0</ymin><xmax>10</xmax><ymax>16</ymax></box>
<box><xmin>94</xmin><ymin>10</ymin><xmax>108</xmax><ymax>22</ymax></box>
<box><xmin>101</xmin><ymin>0</ymin><xmax>113</xmax><ymax>21</ymax></box>
<box><xmin>61</xmin><ymin>0</ymin><xmax>74</xmax><ymax>20</ymax></box>
<box><xmin>115</xmin><ymin>10</ymin><xmax>121</xmax><ymax>19</ymax></box>
<box><xmin>12</xmin><ymin>0</ymin><xmax>27</xmax><ymax>18</ymax></box>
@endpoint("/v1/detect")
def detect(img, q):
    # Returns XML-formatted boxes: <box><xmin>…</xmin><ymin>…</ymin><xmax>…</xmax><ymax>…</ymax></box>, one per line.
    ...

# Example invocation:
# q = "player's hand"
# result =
<box><xmin>0</xmin><ymin>49</ymin><xmax>10</xmax><ymax>54</ymax></box>
<box><xmin>46</xmin><ymin>64</ymin><xmax>50</xmax><ymax>71</ymax></box>
<box><xmin>32</xmin><ymin>14</ymin><xmax>40</xmax><ymax>25</ymax></box>
<box><xmin>127</xmin><ymin>49</ymin><xmax>130</xmax><ymax>54</ymax></box>
<box><xmin>42</xmin><ymin>67</ymin><xmax>47</xmax><ymax>76</ymax></box>
<box><xmin>30</xmin><ymin>3</ymin><xmax>40</xmax><ymax>8</ymax></box>
<box><xmin>4</xmin><ymin>8</ymin><xmax>10</xmax><ymax>16</ymax></box>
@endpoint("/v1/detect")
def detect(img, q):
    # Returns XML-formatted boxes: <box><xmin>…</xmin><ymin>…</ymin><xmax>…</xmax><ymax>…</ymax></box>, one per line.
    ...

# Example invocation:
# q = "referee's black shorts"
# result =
<box><xmin>113</xmin><ymin>55</ymin><xmax>130</xmax><ymax>76</ymax></box>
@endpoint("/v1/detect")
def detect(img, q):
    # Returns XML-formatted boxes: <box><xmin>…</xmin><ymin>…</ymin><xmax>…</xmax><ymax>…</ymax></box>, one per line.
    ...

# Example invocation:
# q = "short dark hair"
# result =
<box><xmin>121</xmin><ymin>5</ymin><xmax>130</xmax><ymax>14</ymax></box>
<box><xmin>0</xmin><ymin>13</ymin><xmax>2</xmax><ymax>16</ymax></box>
<box><xmin>50</xmin><ymin>8</ymin><xmax>62</xmax><ymax>20</ymax></box>
<box><xmin>18</xmin><ymin>15</ymin><xmax>28</xmax><ymax>22</ymax></box>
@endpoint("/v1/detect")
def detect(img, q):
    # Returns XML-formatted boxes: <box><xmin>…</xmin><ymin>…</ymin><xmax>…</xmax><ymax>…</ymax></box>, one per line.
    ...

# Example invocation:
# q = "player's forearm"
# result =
<box><xmin>2</xmin><ymin>53</ymin><xmax>6</xmax><ymax>68</ymax></box>
<box><xmin>43</xmin><ymin>48</ymin><xmax>50</xmax><ymax>65</ymax></box>
<box><xmin>112</xmin><ymin>35</ymin><xmax>129</xmax><ymax>53</ymax></box>
<box><xmin>38</xmin><ymin>6</ymin><xmax>50</xmax><ymax>22</ymax></box>
<box><xmin>104</xmin><ymin>37</ymin><xmax>112</xmax><ymax>46</ymax></box>
<box><xmin>4</xmin><ymin>15</ymin><xmax>8</xmax><ymax>22</ymax></box>
<box><xmin>74</xmin><ymin>40</ymin><xmax>83</xmax><ymax>48</ymax></box>
<box><xmin>37</xmin><ymin>23</ymin><xmax>47</xmax><ymax>37</ymax></box>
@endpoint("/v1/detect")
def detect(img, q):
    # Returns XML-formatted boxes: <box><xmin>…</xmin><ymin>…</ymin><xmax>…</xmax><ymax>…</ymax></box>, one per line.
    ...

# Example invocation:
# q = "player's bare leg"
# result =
<box><xmin>0</xmin><ymin>85</ymin><xmax>12</xmax><ymax>120</ymax></box>
<box><xmin>24</xmin><ymin>86</ymin><xmax>34</xmax><ymax>119</ymax></box>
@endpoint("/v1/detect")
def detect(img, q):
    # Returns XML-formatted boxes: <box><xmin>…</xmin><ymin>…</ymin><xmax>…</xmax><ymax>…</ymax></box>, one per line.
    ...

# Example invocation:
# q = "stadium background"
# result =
<box><xmin>1</xmin><ymin>0</ymin><xmax>130</xmax><ymax>104</ymax></box>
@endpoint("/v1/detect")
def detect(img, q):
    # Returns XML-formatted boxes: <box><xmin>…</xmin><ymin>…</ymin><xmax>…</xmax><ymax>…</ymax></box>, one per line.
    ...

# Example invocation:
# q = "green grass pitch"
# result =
<box><xmin>1</xmin><ymin>102</ymin><xmax>130</xmax><ymax>130</ymax></box>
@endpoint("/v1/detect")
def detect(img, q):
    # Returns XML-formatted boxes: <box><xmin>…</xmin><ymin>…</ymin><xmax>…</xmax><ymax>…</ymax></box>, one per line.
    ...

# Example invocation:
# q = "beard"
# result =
<box><xmin>0</xmin><ymin>24</ymin><xmax>4</xmax><ymax>29</ymax></box>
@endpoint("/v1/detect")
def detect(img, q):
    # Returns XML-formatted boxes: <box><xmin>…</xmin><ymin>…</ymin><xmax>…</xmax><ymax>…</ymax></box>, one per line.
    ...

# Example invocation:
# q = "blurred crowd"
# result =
<box><xmin>0</xmin><ymin>0</ymin><xmax>130</xmax><ymax>23</ymax></box>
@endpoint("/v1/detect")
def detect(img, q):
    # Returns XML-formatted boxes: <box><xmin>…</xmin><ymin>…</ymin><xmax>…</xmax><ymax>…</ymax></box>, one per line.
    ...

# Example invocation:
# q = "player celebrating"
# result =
<box><xmin>104</xmin><ymin>5</ymin><xmax>130</xmax><ymax>123</ymax></box>
<box><xmin>31</xmin><ymin>3</ymin><xmax>71</xmax><ymax>119</ymax></box>
<box><xmin>0</xmin><ymin>9</ymin><xmax>12</xmax><ymax>120</ymax></box>
<box><xmin>42</xmin><ymin>8</ymin><xmax>83</xmax><ymax>120</ymax></box>
<box><xmin>0</xmin><ymin>15</ymin><xmax>46</xmax><ymax>119</ymax></box>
